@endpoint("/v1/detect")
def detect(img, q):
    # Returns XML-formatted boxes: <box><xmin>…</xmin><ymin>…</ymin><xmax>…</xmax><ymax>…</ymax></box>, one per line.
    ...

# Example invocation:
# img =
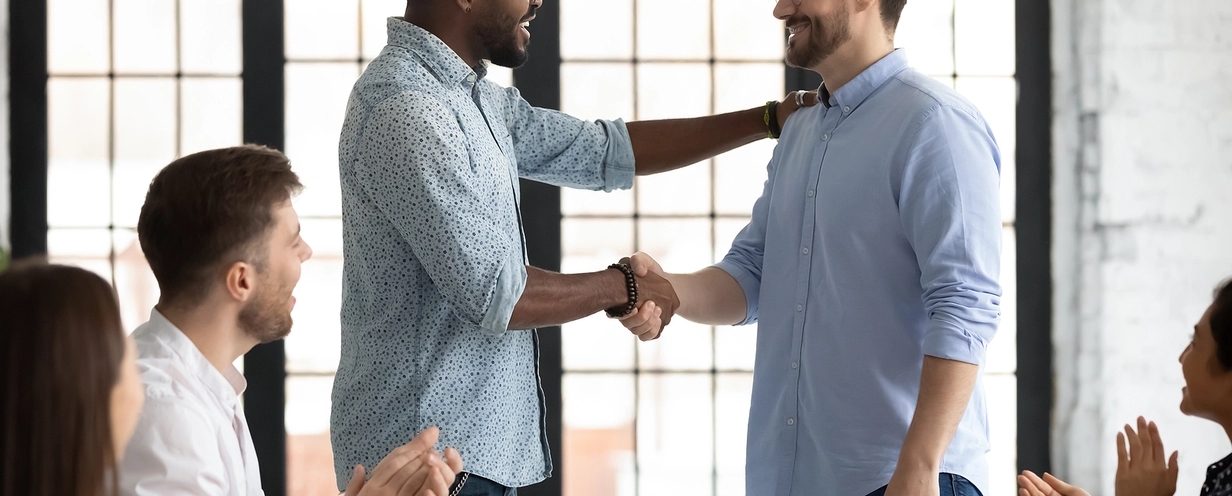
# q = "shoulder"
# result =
<box><xmin>888</xmin><ymin>69</ymin><xmax>986</xmax><ymax>126</ymax></box>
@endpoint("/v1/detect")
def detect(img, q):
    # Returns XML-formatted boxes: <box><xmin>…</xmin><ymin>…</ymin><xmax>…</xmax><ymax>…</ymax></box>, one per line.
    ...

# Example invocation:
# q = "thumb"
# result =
<box><xmin>1042</xmin><ymin>473</ymin><xmax>1076</xmax><ymax>495</ymax></box>
<box><xmin>343</xmin><ymin>465</ymin><xmax>365</xmax><ymax>496</ymax></box>
<box><xmin>409</xmin><ymin>426</ymin><xmax>441</xmax><ymax>452</ymax></box>
<box><xmin>1168</xmin><ymin>451</ymin><xmax>1180</xmax><ymax>480</ymax></box>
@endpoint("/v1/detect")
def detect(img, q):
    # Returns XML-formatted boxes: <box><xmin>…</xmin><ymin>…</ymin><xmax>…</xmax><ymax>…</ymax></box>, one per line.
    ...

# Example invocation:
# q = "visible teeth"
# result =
<box><xmin>521</xmin><ymin>22</ymin><xmax>529</xmax><ymax>28</ymax></box>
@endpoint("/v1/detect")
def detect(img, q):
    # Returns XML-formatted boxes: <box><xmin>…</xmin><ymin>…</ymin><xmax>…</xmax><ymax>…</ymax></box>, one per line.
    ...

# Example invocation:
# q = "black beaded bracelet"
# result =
<box><xmin>605</xmin><ymin>263</ymin><xmax>639</xmax><ymax>318</ymax></box>
<box><xmin>766</xmin><ymin>100</ymin><xmax>782</xmax><ymax>139</ymax></box>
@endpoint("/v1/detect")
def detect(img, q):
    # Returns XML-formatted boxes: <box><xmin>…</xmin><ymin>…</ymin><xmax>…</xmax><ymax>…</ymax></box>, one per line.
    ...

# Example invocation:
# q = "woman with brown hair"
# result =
<box><xmin>0</xmin><ymin>263</ymin><xmax>144</xmax><ymax>496</ymax></box>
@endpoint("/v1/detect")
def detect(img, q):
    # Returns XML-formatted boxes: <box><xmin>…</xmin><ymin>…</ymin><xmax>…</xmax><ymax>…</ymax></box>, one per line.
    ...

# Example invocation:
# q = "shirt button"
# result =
<box><xmin>807</xmin><ymin>189</ymin><xmax>815</xmax><ymax>197</ymax></box>
<box><xmin>802</xmin><ymin>247</ymin><xmax>809</xmax><ymax>255</ymax></box>
<box><xmin>822</xmin><ymin>133</ymin><xmax>830</xmax><ymax>141</ymax></box>
<box><xmin>796</xmin><ymin>304</ymin><xmax>803</xmax><ymax>312</ymax></box>
<box><xmin>787</xmin><ymin>418</ymin><xmax>795</xmax><ymax>426</ymax></box>
<box><xmin>791</xmin><ymin>362</ymin><xmax>798</xmax><ymax>369</ymax></box>
<box><xmin>466</xmin><ymin>74</ymin><xmax>477</xmax><ymax>83</ymax></box>
<box><xmin>843</xmin><ymin>106</ymin><xmax>851</xmax><ymax>113</ymax></box>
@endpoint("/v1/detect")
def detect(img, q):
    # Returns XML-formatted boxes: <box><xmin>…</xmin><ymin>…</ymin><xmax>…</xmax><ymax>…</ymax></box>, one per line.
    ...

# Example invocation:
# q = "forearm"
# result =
<box><xmin>627</xmin><ymin>107</ymin><xmax>766</xmax><ymax>176</ymax></box>
<box><xmin>508</xmin><ymin>266</ymin><xmax>626</xmax><ymax>329</ymax></box>
<box><xmin>661</xmin><ymin>267</ymin><xmax>746</xmax><ymax>326</ymax></box>
<box><xmin>897</xmin><ymin>355</ymin><xmax>980</xmax><ymax>471</ymax></box>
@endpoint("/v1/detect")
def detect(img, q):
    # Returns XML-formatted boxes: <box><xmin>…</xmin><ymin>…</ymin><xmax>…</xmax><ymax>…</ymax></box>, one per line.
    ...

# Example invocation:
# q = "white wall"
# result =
<box><xmin>1052</xmin><ymin>0</ymin><xmax>1232</xmax><ymax>494</ymax></box>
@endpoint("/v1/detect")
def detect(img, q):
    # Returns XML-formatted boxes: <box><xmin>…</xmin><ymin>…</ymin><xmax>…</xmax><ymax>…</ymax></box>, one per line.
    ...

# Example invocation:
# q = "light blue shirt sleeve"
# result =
<box><xmin>500</xmin><ymin>86</ymin><xmax>635</xmax><ymax>192</ymax></box>
<box><xmin>713</xmin><ymin>148</ymin><xmax>783</xmax><ymax>326</ymax></box>
<box><xmin>897</xmin><ymin>105</ymin><xmax>1003</xmax><ymax>365</ymax></box>
<box><xmin>354</xmin><ymin>91</ymin><xmax>526</xmax><ymax>336</ymax></box>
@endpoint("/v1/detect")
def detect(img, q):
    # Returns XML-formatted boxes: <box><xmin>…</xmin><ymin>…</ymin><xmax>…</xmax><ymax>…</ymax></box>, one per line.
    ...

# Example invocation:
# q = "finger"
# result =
<box><xmin>629</xmin><ymin>312</ymin><xmax>660</xmax><ymax>337</ymax></box>
<box><xmin>1136</xmin><ymin>417</ymin><xmax>1154</xmax><ymax>463</ymax></box>
<box><xmin>1018</xmin><ymin>471</ymin><xmax>1048</xmax><ymax>496</ymax></box>
<box><xmin>1148</xmin><ymin>421</ymin><xmax>1165</xmax><ymax>465</ymax></box>
<box><xmin>368</xmin><ymin>450</ymin><xmax>420</xmax><ymax>488</ymax></box>
<box><xmin>344</xmin><ymin>465</ymin><xmax>365</xmax><ymax>496</ymax></box>
<box><xmin>640</xmin><ymin>323</ymin><xmax>663</xmax><ymax>341</ymax></box>
<box><xmin>422</xmin><ymin>460</ymin><xmax>452</xmax><ymax>496</ymax></box>
<box><xmin>1042</xmin><ymin>472</ymin><xmax>1080</xmax><ymax>495</ymax></box>
<box><xmin>444</xmin><ymin>447</ymin><xmax>464</xmax><ymax>475</ymax></box>
<box><xmin>1116</xmin><ymin>432</ymin><xmax>1128</xmax><ymax>475</ymax></box>
<box><xmin>1016</xmin><ymin>475</ymin><xmax>1040</xmax><ymax>496</ymax></box>
<box><xmin>805</xmin><ymin>91</ymin><xmax>820</xmax><ymax>107</ymax></box>
<box><xmin>626</xmin><ymin>254</ymin><xmax>647</xmax><ymax>276</ymax></box>
<box><xmin>1168</xmin><ymin>451</ymin><xmax>1180</xmax><ymax>483</ymax></box>
<box><xmin>617</xmin><ymin>305</ymin><xmax>648</xmax><ymax>326</ymax></box>
<box><xmin>1125</xmin><ymin>424</ymin><xmax>1142</xmax><ymax>468</ymax></box>
<box><xmin>387</xmin><ymin>452</ymin><xmax>431</xmax><ymax>494</ymax></box>
<box><xmin>408</xmin><ymin>426</ymin><xmax>441</xmax><ymax>453</ymax></box>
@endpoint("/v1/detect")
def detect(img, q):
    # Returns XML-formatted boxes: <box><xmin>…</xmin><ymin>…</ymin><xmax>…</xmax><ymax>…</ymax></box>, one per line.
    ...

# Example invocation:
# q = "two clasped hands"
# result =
<box><xmin>609</xmin><ymin>252</ymin><xmax>679</xmax><ymax>341</ymax></box>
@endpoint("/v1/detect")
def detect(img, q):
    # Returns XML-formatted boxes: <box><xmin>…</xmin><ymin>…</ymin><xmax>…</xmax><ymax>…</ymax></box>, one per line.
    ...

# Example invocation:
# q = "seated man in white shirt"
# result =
<box><xmin>118</xmin><ymin>145</ymin><xmax>462</xmax><ymax>496</ymax></box>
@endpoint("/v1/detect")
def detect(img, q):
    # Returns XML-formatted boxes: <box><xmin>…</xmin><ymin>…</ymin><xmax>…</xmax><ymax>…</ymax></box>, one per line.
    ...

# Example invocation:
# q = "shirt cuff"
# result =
<box><xmin>713</xmin><ymin>261</ymin><xmax>760</xmax><ymax>326</ymax></box>
<box><xmin>921</xmin><ymin>320</ymin><xmax>989</xmax><ymax>365</ymax></box>
<box><xmin>479</xmin><ymin>254</ymin><xmax>528</xmax><ymax>335</ymax></box>
<box><xmin>598</xmin><ymin>119</ymin><xmax>635</xmax><ymax>192</ymax></box>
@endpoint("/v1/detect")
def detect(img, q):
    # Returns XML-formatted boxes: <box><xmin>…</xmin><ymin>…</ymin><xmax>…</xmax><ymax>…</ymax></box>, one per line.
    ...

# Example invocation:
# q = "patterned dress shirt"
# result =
<box><xmin>1203</xmin><ymin>453</ymin><xmax>1232</xmax><ymax>496</ymax></box>
<box><xmin>331</xmin><ymin>17</ymin><xmax>635</xmax><ymax>489</ymax></box>
<box><xmin>715</xmin><ymin>49</ymin><xmax>1002</xmax><ymax>496</ymax></box>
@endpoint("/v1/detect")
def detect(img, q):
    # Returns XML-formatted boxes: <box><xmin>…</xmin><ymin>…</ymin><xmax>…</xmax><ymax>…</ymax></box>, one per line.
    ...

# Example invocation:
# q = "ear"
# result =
<box><xmin>853</xmin><ymin>0</ymin><xmax>876</xmax><ymax>14</ymax></box>
<box><xmin>454</xmin><ymin>0</ymin><xmax>473</xmax><ymax>13</ymax></box>
<box><xmin>224</xmin><ymin>261</ymin><xmax>256</xmax><ymax>304</ymax></box>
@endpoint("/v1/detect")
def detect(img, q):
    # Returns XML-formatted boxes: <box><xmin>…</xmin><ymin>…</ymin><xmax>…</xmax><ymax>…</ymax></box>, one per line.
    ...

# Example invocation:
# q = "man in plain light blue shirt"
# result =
<box><xmin>618</xmin><ymin>1</ymin><xmax>1002</xmax><ymax>495</ymax></box>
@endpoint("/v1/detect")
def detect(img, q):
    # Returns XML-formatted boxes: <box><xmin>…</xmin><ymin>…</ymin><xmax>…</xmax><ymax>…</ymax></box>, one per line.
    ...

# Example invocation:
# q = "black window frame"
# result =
<box><xmin>8</xmin><ymin>0</ymin><xmax>1051</xmax><ymax>493</ymax></box>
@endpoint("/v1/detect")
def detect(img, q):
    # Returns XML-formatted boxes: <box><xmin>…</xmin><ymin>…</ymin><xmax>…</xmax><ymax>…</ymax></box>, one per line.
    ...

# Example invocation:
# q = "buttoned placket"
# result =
<box><xmin>775</xmin><ymin>99</ymin><xmax>850</xmax><ymax>496</ymax></box>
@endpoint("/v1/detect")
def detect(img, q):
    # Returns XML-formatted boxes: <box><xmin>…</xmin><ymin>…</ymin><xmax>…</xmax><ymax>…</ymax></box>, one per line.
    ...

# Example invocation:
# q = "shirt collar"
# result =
<box><xmin>819</xmin><ymin>48</ymin><xmax>910</xmax><ymax>110</ymax></box>
<box><xmin>386</xmin><ymin>17</ymin><xmax>487</xmax><ymax>87</ymax></box>
<box><xmin>145</xmin><ymin>309</ymin><xmax>247</xmax><ymax>405</ymax></box>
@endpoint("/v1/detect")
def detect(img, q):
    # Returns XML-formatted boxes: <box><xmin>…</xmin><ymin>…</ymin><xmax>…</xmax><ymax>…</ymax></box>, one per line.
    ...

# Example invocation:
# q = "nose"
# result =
<box><xmin>773</xmin><ymin>0</ymin><xmax>799</xmax><ymax>20</ymax></box>
<box><xmin>531</xmin><ymin>0</ymin><xmax>543</xmax><ymax>9</ymax></box>
<box><xmin>1179</xmin><ymin>343</ymin><xmax>1191</xmax><ymax>364</ymax></box>
<box><xmin>302</xmin><ymin>241</ymin><xmax>314</xmax><ymax>262</ymax></box>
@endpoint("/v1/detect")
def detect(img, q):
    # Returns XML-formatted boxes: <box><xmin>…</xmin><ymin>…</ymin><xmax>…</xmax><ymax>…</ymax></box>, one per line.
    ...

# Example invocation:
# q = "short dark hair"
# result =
<box><xmin>881</xmin><ymin>0</ymin><xmax>908</xmax><ymax>32</ymax></box>
<box><xmin>137</xmin><ymin>145</ymin><xmax>302</xmax><ymax>306</ymax></box>
<box><xmin>0</xmin><ymin>262</ymin><xmax>126</xmax><ymax>496</ymax></box>
<box><xmin>1210</xmin><ymin>279</ymin><xmax>1232</xmax><ymax>370</ymax></box>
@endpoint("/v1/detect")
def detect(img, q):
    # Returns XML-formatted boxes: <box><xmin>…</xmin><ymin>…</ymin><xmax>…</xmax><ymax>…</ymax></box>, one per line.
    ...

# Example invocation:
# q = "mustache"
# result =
<box><xmin>785</xmin><ymin>14</ymin><xmax>810</xmax><ymax>27</ymax></box>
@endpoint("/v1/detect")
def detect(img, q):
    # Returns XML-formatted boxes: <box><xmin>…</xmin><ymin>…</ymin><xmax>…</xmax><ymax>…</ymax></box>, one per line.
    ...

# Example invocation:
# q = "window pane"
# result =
<box><xmin>637</xmin><ymin>374</ymin><xmax>713</xmax><ymax>496</ymax></box>
<box><xmin>286</xmin><ymin>62</ymin><xmax>360</xmax><ymax>218</ymax></box>
<box><xmin>636</xmin><ymin>0</ymin><xmax>709</xmax><ymax>61</ymax></box>
<box><xmin>561</xmin><ymin>219</ymin><xmax>636</xmax><ymax>372</ymax></box>
<box><xmin>956</xmin><ymin>77</ymin><xmax>1017</xmax><ymax>223</ymax></box>
<box><xmin>715</xmin><ymin>141</ymin><xmax>774</xmax><ymax>216</ymax></box>
<box><xmin>714</xmin><ymin>218</ymin><xmax>751</xmax><ymax>264</ymax></box>
<box><xmin>955</xmin><ymin>0</ymin><xmax>1014</xmax><ymax>76</ymax></box>
<box><xmin>562</xmin><ymin>63</ymin><xmax>634</xmax><ymax>121</ymax></box>
<box><xmin>181</xmin><ymin>0</ymin><xmax>242</xmax><ymax>74</ymax></box>
<box><xmin>487</xmin><ymin>66</ymin><xmax>514</xmax><ymax>88</ymax></box>
<box><xmin>715</xmin><ymin>325</ymin><xmax>756</xmax><ymax>371</ymax></box>
<box><xmin>716</xmin><ymin>373</ymin><xmax>753</xmax><ymax>496</ymax></box>
<box><xmin>636</xmin><ymin>63</ymin><xmax>710</xmax><ymax>120</ymax></box>
<box><xmin>287</xmin><ymin>375</ymin><xmax>339</xmax><ymax>496</ymax></box>
<box><xmin>286</xmin><ymin>219</ymin><xmax>344</xmax><ymax>374</ymax></box>
<box><xmin>714</xmin><ymin>0</ymin><xmax>783</xmax><ymax>61</ymax></box>
<box><xmin>48</xmin><ymin>0</ymin><xmax>109</xmax><ymax>74</ymax></box>
<box><xmin>564</xmin><ymin>374</ymin><xmax>636</xmax><ymax>496</ymax></box>
<box><xmin>895</xmin><ymin>0</ymin><xmax>954</xmax><ymax>76</ymax></box>
<box><xmin>714</xmin><ymin>63</ymin><xmax>783</xmax><ymax>114</ymax></box>
<box><xmin>286</xmin><ymin>0</ymin><xmax>360</xmax><ymax>60</ymax></box>
<box><xmin>362</xmin><ymin>0</ymin><xmax>405</xmax><ymax>60</ymax></box>
<box><xmin>113</xmin><ymin>0</ymin><xmax>177</xmax><ymax>74</ymax></box>
<box><xmin>113</xmin><ymin>229</ymin><xmax>159</xmax><ymax>333</ymax></box>
<box><xmin>47</xmin><ymin>229</ymin><xmax>112</xmax><ymax>283</ymax></box>
<box><xmin>181</xmin><ymin>78</ymin><xmax>243</xmax><ymax>154</ymax></box>
<box><xmin>986</xmin><ymin>228</ymin><xmax>1017</xmax><ymax>374</ymax></box>
<box><xmin>985</xmin><ymin>373</ymin><xmax>1018</xmax><ymax>496</ymax></box>
<box><xmin>113</xmin><ymin>79</ymin><xmax>177</xmax><ymax>228</ymax></box>
<box><xmin>562</xmin><ymin>0</ymin><xmax>633</xmax><ymax>60</ymax></box>
<box><xmin>48</xmin><ymin>78</ymin><xmax>110</xmax><ymax>228</ymax></box>
<box><xmin>636</xmin><ymin>165</ymin><xmax>711</xmax><ymax>216</ymax></box>
<box><xmin>636</xmin><ymin>220</ymin><xmax>714</xmax><ymax>371</ymax></box>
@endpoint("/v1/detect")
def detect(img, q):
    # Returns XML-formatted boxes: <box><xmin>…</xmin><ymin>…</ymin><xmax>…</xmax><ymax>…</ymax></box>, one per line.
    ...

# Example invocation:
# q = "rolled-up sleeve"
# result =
<box><xmin>355</xmin><ymin>91</ymin><xmax>526</xmax><ymax>335</ymax></box>
<box><xmin>898</xmin><ymin>105</ymin><xmax>1002</xmax><ymax>365</ymax></box>
<box><xmin>714</xmin><ymin>150</ymin><xmax>782</xmax><ymax>326</ymax></box>
<box><xmin>500</xmin><ymin>85</ymin><xmax>635</xmax><ymax>192</ymax></box>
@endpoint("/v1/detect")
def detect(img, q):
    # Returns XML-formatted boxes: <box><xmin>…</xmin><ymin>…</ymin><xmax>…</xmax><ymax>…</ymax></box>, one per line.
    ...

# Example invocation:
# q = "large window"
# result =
<box><xmin>556</xmin><ymin>1</ymin><xmax>1017</xmax><ymax>495</ymax></box>
<box><xmin>44</xmin><ymin>0</ymin><xmax>243</xmax><ymax>331</ymax></box>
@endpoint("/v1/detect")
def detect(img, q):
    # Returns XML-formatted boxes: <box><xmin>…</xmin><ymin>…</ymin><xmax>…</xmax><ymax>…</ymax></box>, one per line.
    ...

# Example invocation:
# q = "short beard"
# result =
<box><xmin>476</xmin><ymin>5</ymin><xmax>529</xmax><ymax>68</ymax></box>
<box><xmin>237</xmin><ymin>274</ymin><xmax>293</xmax><ymax>344</ymax></box>
<box><xmin>785</xmin><ymin>5</ymin><xmax>852</xmax><ymax>69</ymax></box>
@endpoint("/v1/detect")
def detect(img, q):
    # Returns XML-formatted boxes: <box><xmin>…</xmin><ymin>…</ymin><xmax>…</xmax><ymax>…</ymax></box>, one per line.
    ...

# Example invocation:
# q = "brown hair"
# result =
<box><xmin>137</xmin><ymin>145</ymin><xmax>302</xmax><ymax>306</ymax></box>
<box><xmin>881</xmin><ymin>0</ymin><xmax>908</xmax><ymax>32</ymax></box>
<box><xmin>0</xmin><ymin>262</ymin><xmax>127</xmax><ymax>496</ymax></box>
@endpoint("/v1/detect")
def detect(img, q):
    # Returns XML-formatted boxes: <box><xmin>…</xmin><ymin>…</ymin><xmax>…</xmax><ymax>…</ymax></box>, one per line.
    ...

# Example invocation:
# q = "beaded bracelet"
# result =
<box><xmin>764</xmin><ymin>100</ymin><xmax>782</xmax><ymax>139</ymax></box>
<box><xmin>605</xmin><ymin>262</ymin><xmax>639</xmax><ymax>318</ymax></box>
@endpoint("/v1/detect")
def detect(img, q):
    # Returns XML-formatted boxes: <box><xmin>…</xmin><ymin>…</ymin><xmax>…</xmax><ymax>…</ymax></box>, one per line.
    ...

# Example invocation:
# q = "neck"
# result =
<box><xmin>403</xmin><ymin>7</ymin><xmax>481</xmax><ymax>67</ymax></box>
<box><xmin>813</xmin><ymin>34</ymin><xmax>895</xmax><ymax>96</ymax></box>
<box><xmin>156</xmin><ymin>300</ymin><xmax>256</xmax><ymax>375</ymax></box>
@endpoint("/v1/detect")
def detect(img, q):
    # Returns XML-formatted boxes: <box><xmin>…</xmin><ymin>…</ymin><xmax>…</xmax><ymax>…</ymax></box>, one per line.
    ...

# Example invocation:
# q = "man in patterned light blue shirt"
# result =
<box><xmin>620</xmin><ymin>1</ymin><xmax>1003</xmax><ymax>496</ymax></box>
<box><xmin>332</xmin><ymin>1</ymin><xmax>815</xmax><ymax>494</ymax></box>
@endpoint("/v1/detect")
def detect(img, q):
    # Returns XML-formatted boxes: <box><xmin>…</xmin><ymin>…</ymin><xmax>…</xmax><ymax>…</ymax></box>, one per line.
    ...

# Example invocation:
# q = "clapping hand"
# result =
<box><xmin>1017</xmin><ymin>417</ymin><xmax>1178</xmax><ymax>496</ymax></box>
<box><xmin>342</xmin><ymin>427</ymin><xmax>465</xmax><ymax>496</ymax></box>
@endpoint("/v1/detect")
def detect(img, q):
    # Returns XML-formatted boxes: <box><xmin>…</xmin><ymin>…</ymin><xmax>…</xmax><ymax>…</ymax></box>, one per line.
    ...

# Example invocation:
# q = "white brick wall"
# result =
<box><xmin>1053</xmin><ymin>0</ymin><xmax>1232</xmax><ymax>494</ymax></box>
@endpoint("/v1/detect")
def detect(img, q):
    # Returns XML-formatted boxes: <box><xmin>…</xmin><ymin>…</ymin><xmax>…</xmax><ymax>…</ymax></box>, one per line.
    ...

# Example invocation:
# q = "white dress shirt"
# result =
<box><xmin>119</xmin><ymin>310</ymin><xmax>265</xmax><ymax>496</ymax></box>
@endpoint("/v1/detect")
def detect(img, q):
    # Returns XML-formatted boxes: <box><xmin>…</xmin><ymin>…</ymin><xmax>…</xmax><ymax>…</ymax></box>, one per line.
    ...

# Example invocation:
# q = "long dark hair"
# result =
<box><xmin>0</xmin><ymin>263</ymin><xmax>127</xmax><ymax>496</ymax></box>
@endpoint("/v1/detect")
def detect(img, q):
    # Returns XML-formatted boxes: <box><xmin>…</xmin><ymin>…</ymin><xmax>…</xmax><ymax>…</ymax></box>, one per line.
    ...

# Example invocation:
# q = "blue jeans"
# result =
<box><xmin>864</xmin><ymin>473</ymin><xmax>983</xmax><ymax>496</ymax></box>
<box><xmin>450</xmin><ymin>473</ymin><xmax>517</xmax><ymax>496</ymax></box>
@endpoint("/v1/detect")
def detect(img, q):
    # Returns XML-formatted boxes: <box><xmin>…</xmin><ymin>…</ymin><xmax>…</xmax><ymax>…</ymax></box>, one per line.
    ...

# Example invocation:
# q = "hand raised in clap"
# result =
<box><xmin>342</xmin><ymin>427</ymin><xmax>465</xmax><ymax>496</ymax></box>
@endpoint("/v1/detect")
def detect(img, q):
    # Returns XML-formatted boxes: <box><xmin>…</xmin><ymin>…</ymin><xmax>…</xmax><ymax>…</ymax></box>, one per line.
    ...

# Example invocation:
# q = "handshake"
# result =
<box><xmin>610</xmin><ymin>252</ymin><xmax>678</xmax><ymax>342</ymax></box>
